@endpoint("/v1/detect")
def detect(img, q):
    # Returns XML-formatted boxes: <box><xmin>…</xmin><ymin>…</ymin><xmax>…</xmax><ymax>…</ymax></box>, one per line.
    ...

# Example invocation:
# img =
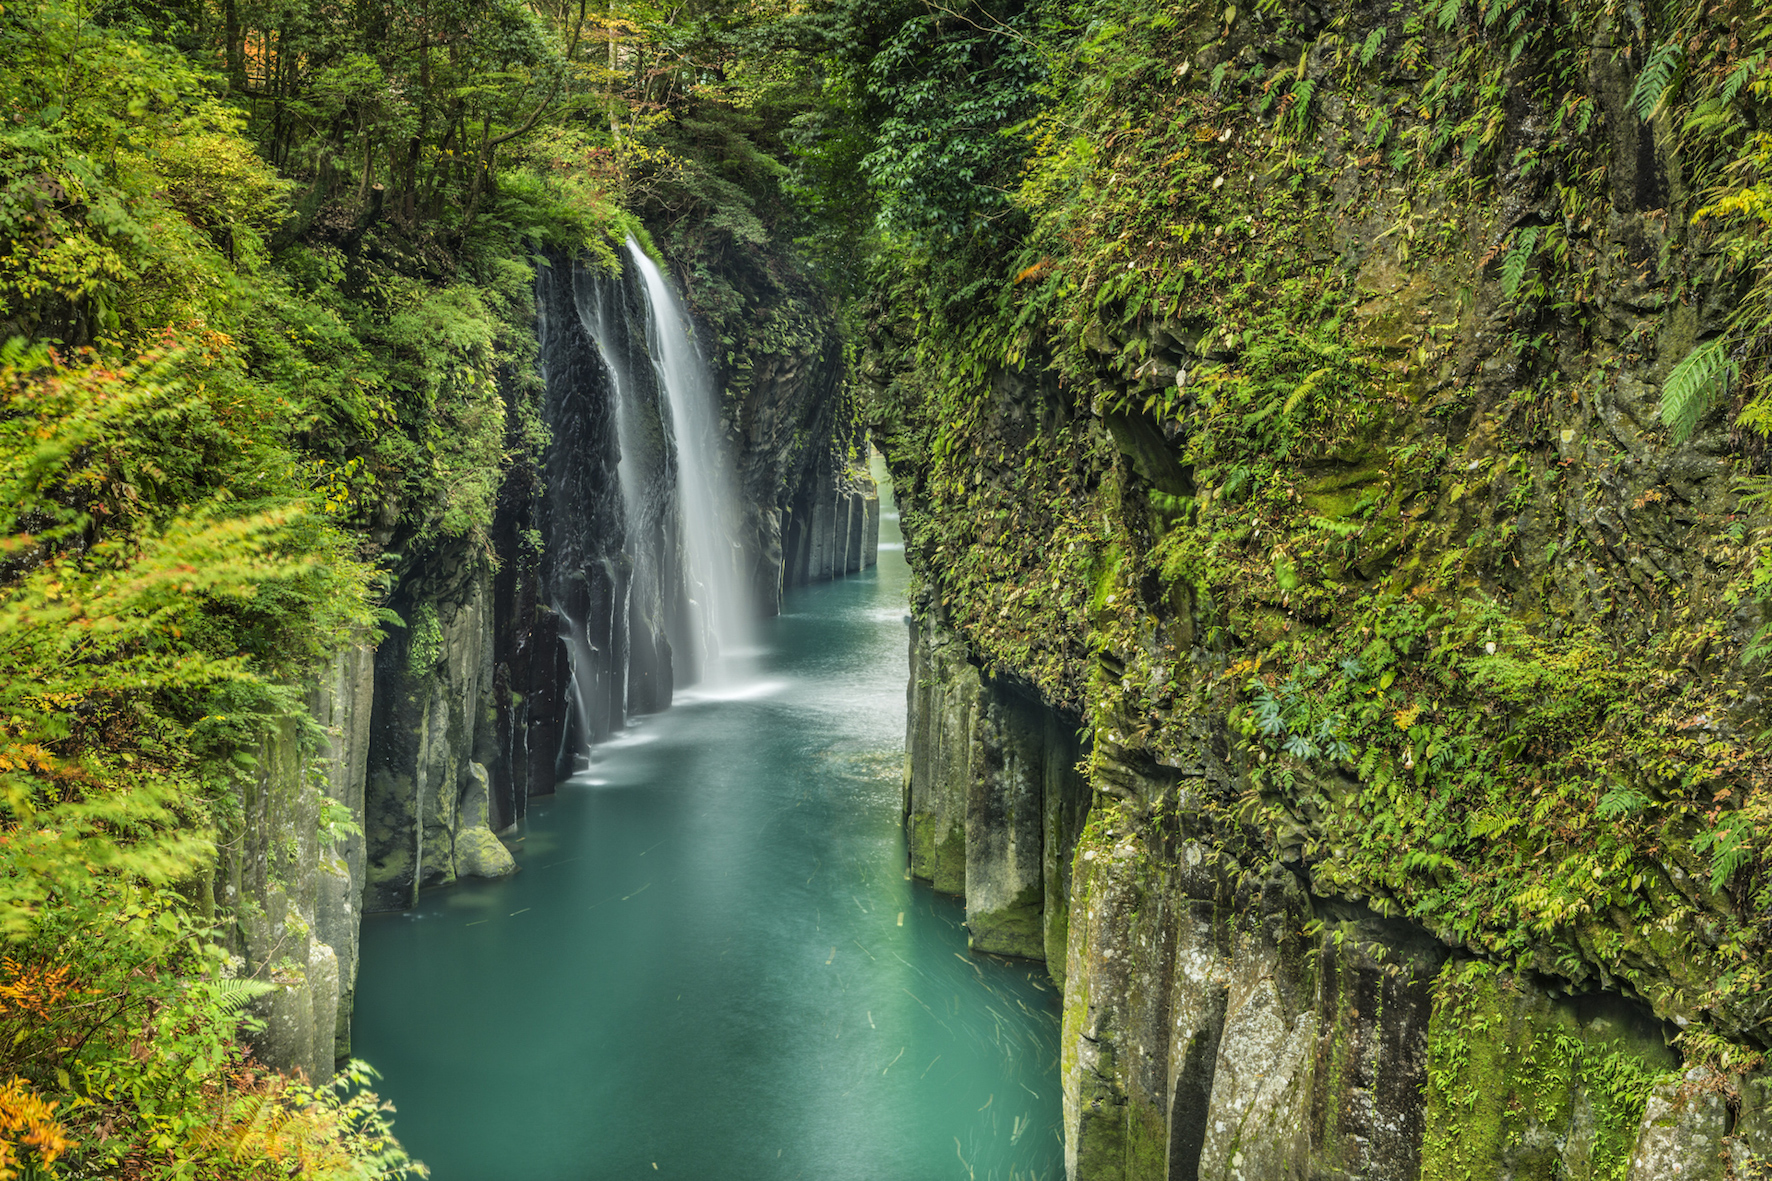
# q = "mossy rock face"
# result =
<box><xmin>1724</xmin><ymin>1070</ymin><xmax>1772</xmax><ymax>1178</ymax></box>
<box><xmin>1299</xmin><ymin>460</ymin><xmax>1386</xmax><ymax>520</ymax></box>
<box><xmin>903</xmin><ymin>615</ymin><xmax>980</xmax><ymax>895</ymax></box>
<box><xmin>1420</xmin><ymin>963</ymin><xmax>1677</xmax><ymax>1181</ymax></box>
<box><xmin>363</xmin><ymin>768</ymin><xmax>419</xmax><ymax>912</ymax></box>
<box><xmin>866</xmin><ymin>3</ymin><xmax>1772</xmax><ymax>1176</ymax></box>
<box><xmin>967</xmin><ymin>880</ymin><xmax>1045</xmax><ymax>959</ymax></box>
<box><xmin>867</xmin><ymin>0</ymin><xmax>1772</xmax><ymax>1065</ymax></box>
<box><xmin>930</xmin><ymin>823</ymin><xmax>967</xmax><ymax>896</ymax></box>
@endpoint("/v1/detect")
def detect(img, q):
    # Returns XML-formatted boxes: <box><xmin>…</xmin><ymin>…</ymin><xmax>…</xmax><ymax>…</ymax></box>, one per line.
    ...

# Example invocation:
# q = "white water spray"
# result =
<box><xmin>574</xmin><ymin>269</ymin><xmax>646</xmax><ymax>551</ymax></box>
<box><xmin>624</xmin><ymin>238</ymin><xmax>753</xmax><ymax>673</ymax></box>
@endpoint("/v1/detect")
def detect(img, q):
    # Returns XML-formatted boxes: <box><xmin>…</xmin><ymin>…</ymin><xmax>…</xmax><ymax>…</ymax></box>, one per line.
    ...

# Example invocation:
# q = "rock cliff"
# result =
<box><xmin>359</xmin><ymin>245</ymin><xmax>878</xmax><ymax>908</ymax></box>
<box><xmin>878</xmin><ymin>0</ymin><xmax>1772</xmax><ymax>1174</ymax></box>
<box><xmin>214</xmin><ymin>645</ymin><xmax>374</xmax><ymax>1079</ymax></box>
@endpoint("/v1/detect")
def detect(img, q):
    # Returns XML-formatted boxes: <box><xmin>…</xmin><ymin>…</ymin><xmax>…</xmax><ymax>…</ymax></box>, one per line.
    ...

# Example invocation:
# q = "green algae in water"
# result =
<box><xmin>355</xmin><ymin>483</ymin><xmax>1064</xmax><ymax>1180</ymax></box>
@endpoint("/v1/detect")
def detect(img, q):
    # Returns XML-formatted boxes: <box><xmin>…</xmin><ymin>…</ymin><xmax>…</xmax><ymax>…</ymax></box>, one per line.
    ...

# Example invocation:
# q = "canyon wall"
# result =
<box><xmin>908</xmin><ymin>615</ymin><xmax>1768</xmax><ymax>1179</ymax></box>
<box><xmin>878</xmin><ymin>0</ymin><xmax>1772</xmax><ymax>1174</ymax></box>
<box><xmin>213</xmin><ymin>645</ymin><xmax>375</xmax><ymax>1080</ymax></box>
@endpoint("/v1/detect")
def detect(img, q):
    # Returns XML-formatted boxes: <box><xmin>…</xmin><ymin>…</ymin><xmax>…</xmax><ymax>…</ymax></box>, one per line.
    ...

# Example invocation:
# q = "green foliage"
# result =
<box><xmin>1499</xmin><ymin>227</ymin><xmax>1540</xmax><ymax>300</ymax></box>
<box><xmin>0</xmin><ymin>320</ymin><xmax>411</xmax><ymax>1175</ymax></box>
<box><xmin>856</xmin><ymin>6</ymin><xmax>1048</xmax><ymax>245</ymax></box>
<box><xmin>405</xmin><ymin>604</ymin><xmax>444</xmax><ymax>675</ymax></box>
<box><xmin>1659</xmin><ymin>336</ymin><xmax>1735</xmax><ymax>442</ymax></box>
<box><xmin>1421</xmin><ymin>961</ymin><xmax>1673</xmax><ymax>1181</ymax></box>
<box><xmin>1641</xmin><ymin>0</ymin><xmax>1772</xmax><ymax>440</ymax></box>
<box><xmin>0</xmin><ymin>338</ymin><xmax>373</xmax><ymax>927</ymax></box>
<box><xmin>854</xmin><ymin>0</ymin><xmax>1772</xmax><ymax>1053</ymax></box>
<box><xmin>0</xmin><ymin>881</ymin><xmax>425</xmax><ymax>1178</ymax></box>
<box><xmin>0</xmin><ymin>0</ymin><xmax>284</xmax><ymax>343</ymax></box>
<box><xmin>1630</xmin><ymin>40</ymin><xmax>1683</xmax><ymax>120</ymax></box>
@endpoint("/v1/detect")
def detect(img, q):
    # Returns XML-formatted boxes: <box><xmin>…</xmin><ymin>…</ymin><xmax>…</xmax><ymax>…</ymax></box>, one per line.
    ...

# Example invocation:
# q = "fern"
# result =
<box><xmin>1282</xmin><ymin>366</ymin><xmax>1332</xmax><ymax>415</ymax></box>
<box><xmin>1596</xmin><ymin>784</ymin><xmax>1649</xmax><ymax>819</ymax></box>
<box><xmin>1693</xmin><ymin>810</ymin><xmax>1755</xmax><ymax>892</ymax></box>
<box><xmin>205</xmin><ymin>976</ymin><xmax>278</xmax><ymax>1014</ymax></box>
<box><xmin>1742</xmin><ymin>623</ymin><xmax>1772</xmax><ymax>668</ymax></box>
<box><xmin>1436</xmin><ymin>0</ymin><xmax>1460</xmax><ymax>30</ymax></box>
<box><xmin>1659</xmin><ymin>336</ymin><xmax>1734</xmax><ymax>442</ymax></box>
<box><xmin>1736</xmin><ymin>389</ymin><xmax>1772</xmax><ymax>437</ymax></box>
<box><xmin>1721</xmin><ymin>51</ymin><xmax>1764</xmax><ymax>106</ymax></box>
<box><xmin>1290</xmin><ymin>77</ymin><xmax>1316</xmax><ymax>132</ymax></box>
<box><xmin>1630</xmin><ymin>40</ymin><xmax>1682</xmax><ymax>120</ymax></box>
<box><xmin>1500</xmin><ymin>226</ymin><xmax>1540</xmax><ymax>298</ymax></box>
<box><xmin>1360</xmin><ymin>27</ymin><xmax>1385</xmax><ymax>67</ymax></box>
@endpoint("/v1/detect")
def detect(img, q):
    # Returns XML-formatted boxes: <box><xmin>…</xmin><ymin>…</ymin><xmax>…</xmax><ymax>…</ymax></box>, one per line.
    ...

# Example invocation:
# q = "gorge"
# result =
<box><xmin>5</xmin><ymin>0</ymin><xmax>1772</xmax><ymax>1177</ymax></box>
<box><xmin>354</xmin><ymin>468</ymin><xmax>1067</xmax><ymax>1180</ymax></box>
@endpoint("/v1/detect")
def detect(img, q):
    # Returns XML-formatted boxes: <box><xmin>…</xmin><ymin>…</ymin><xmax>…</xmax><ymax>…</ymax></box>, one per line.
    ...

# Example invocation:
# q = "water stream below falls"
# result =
<box><xmin>355</xmin><ymin>475</ymin><xmax>1064</xmax><ymax>1180</ymax></box>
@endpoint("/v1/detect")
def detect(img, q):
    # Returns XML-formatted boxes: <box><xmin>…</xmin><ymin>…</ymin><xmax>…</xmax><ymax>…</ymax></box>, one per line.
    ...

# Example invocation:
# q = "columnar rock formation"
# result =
<box><xmin>216</xmin><ymin>645</ymin><xmax>374</xmax><ymax>1078</ymax></box>
<box><xmin>906</xmin><ymin>613</ymin><xmax>1770</xmax><ymax>1179</ymax></box>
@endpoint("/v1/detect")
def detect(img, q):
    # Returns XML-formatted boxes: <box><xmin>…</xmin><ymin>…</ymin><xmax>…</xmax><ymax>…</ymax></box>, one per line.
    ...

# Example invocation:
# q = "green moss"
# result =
<box><xmin>932</xmin><ymin>823</ymin><xmax>967</xmax><ymax>896</ymax></box>
<box><xmin>968</xmin><ymin>880</ymin><xmax>1046</xmax><ymax>959</ymax></box>
<box><xmin>405</xmin><ymin>602</ymin><xmax>444</xmax><ymax>676</ymax></box>
<box><xmin>866</xmin><ymin>0</ymin><xmax>1772</xmax><ymax>1057</ymax></box>
<box><xmin>909</xmin><ymin>804</ymin><xmax>967</xmax><ymax>895</ymax></box>
<box><xmin>1125</xmin><ymin>1096</ymin><xmax>1169</xmax><ymax>1179</ymax></box>
<box><xmin>1300</xmin><ymin>463</ymin><xmax>1386</xmax><ymax>520</ymax></box>
<box><xmin>907</xmin><ymin>809</ymin><xmax>939</xmax><ymax>882</ymax></box>
<box><xmin>1421</xmin><ymin>963</ymin><xmax>1675</xmax><ymax>1181</ymax></box>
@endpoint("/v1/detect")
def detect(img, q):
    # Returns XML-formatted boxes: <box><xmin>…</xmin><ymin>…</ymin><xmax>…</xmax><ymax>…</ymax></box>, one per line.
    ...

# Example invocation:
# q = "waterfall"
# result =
<box><xmin>528</xmin><ymin>241</ymin><xmax>753</xmax><ymax>776</ymax></box>
<box><xmin>574</xmin><ymin>268</ymin><xmax>647</xmax><ymax>579</ymax></box>
<box><xmin>624</xmin><ymin>238</ymin><xmax>753</xmax><ymax>669</ymax></box>
<box><xmin>570</xmin><ymin>267</ymin><xmax>681</xmax><ymax>710</ymax></box>
<box><xmin>504</xmin><ymin>242</ymin><xmax>872</xmax><ymax>801</ymax></box>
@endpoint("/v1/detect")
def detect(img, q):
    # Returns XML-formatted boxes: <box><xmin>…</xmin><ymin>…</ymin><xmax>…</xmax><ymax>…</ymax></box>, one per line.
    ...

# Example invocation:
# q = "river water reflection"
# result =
<box><xmin>355</xmin><ymin>474</ymin><xmax>1064</xmax><ymax>1180</ymax></box>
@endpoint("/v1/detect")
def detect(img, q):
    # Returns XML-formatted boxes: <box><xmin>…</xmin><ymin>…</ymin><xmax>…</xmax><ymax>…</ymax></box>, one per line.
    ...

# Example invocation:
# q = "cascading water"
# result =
<box><xmin>574</xmin><ymin>269</ymin><xmax>648</xmax><ymax>579</ymax></box>
<box><xmin>569</xmin><ymin>267</ymin><xmax>681</xmax><ymax>718</ymax></box>
<box><xmin>532</xmin><ymin>255</ymin><xmax>680</xmax><ymax>776</ymax></box>
<box><xmin>528</xmin><ymin>243</ymin><xmax>755</xmax><ymax>779</ymax></box>
<box><xmin>624</xmin><ymin>238</ymin><xmax>754</xmax><ymax>670</ymax></box>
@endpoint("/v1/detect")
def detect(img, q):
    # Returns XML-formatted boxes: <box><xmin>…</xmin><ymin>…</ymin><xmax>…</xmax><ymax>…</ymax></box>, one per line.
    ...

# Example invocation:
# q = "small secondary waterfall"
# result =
<box><xmin>625</xmin><ymin>238</ymin><xmax>753</xmax><ymax>666</ymax></box>
<box><xmin>574</xmin><ymin>268</ymin><xmax>649</xmax><ymax>575</ymax></box>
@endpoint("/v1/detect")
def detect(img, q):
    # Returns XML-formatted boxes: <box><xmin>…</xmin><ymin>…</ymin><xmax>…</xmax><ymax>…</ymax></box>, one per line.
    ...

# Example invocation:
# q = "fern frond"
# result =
<box><xmin>1360</xmin><ymin>27</ymin><xmax>1385</xmax><ymax>67</ymax></box>
<box><xmin>207</xmin><ymin>976</ymin><xmax>277</xmax><ymax>1014</ymax></box>
<box><xmin>1659</xmin><ymin>336</ymin><xmax>1734</xmax><ymax>442</ymax></box>
<box><xmin>1630</xmin><ymin>40</ymin><xmax>1682</xmax><ymax>120</ymax></box>
<box><xmin>1737</xmin><ymin>389</ymin><xmax>1772</xmax><ymax>438</ymax></box>
<box><xmin>1500</xmin><ymin>226</ymin><xmax>1540</xmax><ymax>298</ymax></box>
<box><xmin>1436</xmin><ymin>0</ymin><xmax>1460</xmax><ymax>30</ymax></box>
<box><xmin>1742</xmin><ymin>623</ymin><xmax>1772</xmax><ymax>667</ymax></box>
<box><xmin>1721</xmin><ymin>52</ymin><xmax>1765</xmax><ymax>106</ymax></box>
<box><xmin>1283</xmin><ymin>367</ymin><xmax>1332</xmax><ymax>416</ymax></box>
<box><xmin>1291</xmin><ymin>78</ymin><xmax>1316</xmax><ymax>132</ymax></box>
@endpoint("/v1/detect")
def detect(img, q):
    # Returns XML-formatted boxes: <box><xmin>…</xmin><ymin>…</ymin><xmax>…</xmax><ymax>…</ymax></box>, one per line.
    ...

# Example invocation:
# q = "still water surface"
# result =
<box><xmin>355</xmin><ymin>480</ymin><xmax>1063</xmax><ymax>1180</ymax></box>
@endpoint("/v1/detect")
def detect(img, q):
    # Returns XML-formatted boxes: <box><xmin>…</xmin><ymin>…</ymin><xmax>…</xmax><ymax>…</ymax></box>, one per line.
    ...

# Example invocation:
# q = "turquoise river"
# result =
<box><xmin>355</xmin><ymin>481</ymin><xmax>1065</xmax><ymax>1180</ymax></box>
